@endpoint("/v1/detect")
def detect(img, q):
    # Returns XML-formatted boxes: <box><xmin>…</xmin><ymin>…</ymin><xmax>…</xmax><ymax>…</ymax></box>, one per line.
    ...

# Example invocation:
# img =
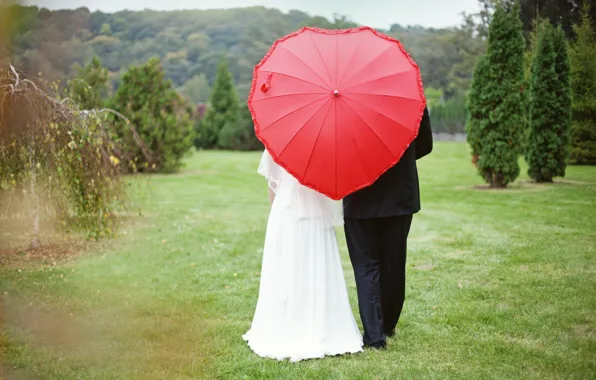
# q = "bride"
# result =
<box><xmin>243</xmin><ymin>149</ymin><xmax>363</xmax><ymax>362</ymax></box>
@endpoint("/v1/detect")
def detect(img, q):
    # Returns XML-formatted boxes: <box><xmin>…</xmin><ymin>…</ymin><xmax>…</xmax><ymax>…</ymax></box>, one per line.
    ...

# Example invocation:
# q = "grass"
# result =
<box><xmin>1</xmin><ymin>142</ymin><xmax>595</xmax><ymax>379</ymax></box>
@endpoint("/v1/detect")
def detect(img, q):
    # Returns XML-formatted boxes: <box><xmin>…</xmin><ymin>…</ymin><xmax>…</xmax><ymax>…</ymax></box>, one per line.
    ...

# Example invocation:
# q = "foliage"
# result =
<box><xmin>569</xmin><ymin>2</ymin><xmax>596</xmax><ymax>165</ymax></box>
<box><xmin>430</xmin><ymin>96</ymin><xmax>468</xmax><ymax>134</ymax></box>
<box><xmin>519</xmin><ymin>0</ymin><xmax>596</xmax><ymax>40</ymax></box>
<box><xmin>66</xmin><ymin>56</ymin><xmax>110</xmax><ymax>110</ymax></box>
<box><xmin>197</xmin><ymin>57</ymin><xmax>239</xmax><ymax>149</ymax></box>
<box><xmin>2</xmin><ymin>5</ymin><xmax>487</xmax><ymax>102</ymax></box>
<box><xmin>109</xmin><ymin>58</ymin><xmax>194</xmax><ymax>173</ymax></box>
<box><xmin>521</xmin><ymin>15</ymin><xmax>546</xmax><ymax>153</ymax></box>
<box><xmin>471</xmin><ymin>0</ymin><xmax>596</xmax><ymax>41</ymax></box>
<box><xmin>426</xmin><ymin>88</ymin><xmax>468</xmax><ymax>135</ymax></box>
<box><xmin>424</xmin><ymin>88</ymin><xmax>443</xmax><ymax>109</ymax></box>
<box><xmin>217</xmin><ymin>104</ymin><xmax>263</xmax><ymax>151</ymax></box>
<box><xmin>0</xmin><ymin>66</ymin><xmax>127</xmax><ymax>244</ymax></box>
<box><xmin>178</xmin><ymin>73</ymin><xmax>211</xmax><ymax>105</ymax></box>
<box><xmin>525</xmin><ymin>22</ymin><xmax>571</xmax><ymax>182</ymax></box>
<box><xmin>473</xmin><ymin>1</ymin><xmax>525</xmax><ymax>187</ymax></box>
<box><xmin>466</xmin><ymin>54</ymin><xmax>490</xmax><ymax>162</ymax></box>
<box><xmin>551</xmin><ymin>25</ymin><xmax>572</xmax><ymax>164</ymax></box>
<box><xmin>524</xmin><ymin>15</ymin><xmax>545</xmax><ymax>80</ymax></box>
<box><xmin>461</xmin><ymin>0</ymin><xmax>498</xmax><ymax>40</ymax></box>
<box><xmin>446</xmin><ymin>11</ymin><xmax>489</xmax><ymax>98</ymax></box>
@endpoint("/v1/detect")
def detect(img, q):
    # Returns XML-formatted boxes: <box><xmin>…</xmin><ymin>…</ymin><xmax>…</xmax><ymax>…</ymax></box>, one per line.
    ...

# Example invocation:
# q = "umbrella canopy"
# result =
<box><xmin>248</xmin><ymin>26</ymin><xmax>426</xmax><ymax>200</ymax></box>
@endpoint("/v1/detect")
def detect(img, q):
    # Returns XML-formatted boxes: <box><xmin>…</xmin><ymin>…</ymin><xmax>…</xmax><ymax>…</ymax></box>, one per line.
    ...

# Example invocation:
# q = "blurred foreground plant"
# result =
<box><xmin>0</xmin><ymin>64</ymin><xmax>135</xmax><ymax>247</ymax></box>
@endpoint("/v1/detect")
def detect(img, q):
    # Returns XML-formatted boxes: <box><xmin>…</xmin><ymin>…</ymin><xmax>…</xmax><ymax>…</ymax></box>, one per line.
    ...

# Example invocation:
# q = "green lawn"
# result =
<box><xmin>1</xmin><ymin>142</ymin><xmax>595</xmax><ymax>379</ymax></box>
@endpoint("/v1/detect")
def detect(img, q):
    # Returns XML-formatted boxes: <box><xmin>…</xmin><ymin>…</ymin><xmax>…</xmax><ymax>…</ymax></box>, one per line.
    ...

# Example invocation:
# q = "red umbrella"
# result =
<box><xmin>248</xmin><ymin>26</ymin><xmax>426</xmax><ymax>200</ymax></box>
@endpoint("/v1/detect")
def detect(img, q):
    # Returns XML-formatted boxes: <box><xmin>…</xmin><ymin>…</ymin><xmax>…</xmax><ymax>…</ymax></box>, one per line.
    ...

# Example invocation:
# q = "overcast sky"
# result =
<box><xmin>22</xmin><ymin>0</ymin><xmax>481</xmax><ymax>29</ymax></box>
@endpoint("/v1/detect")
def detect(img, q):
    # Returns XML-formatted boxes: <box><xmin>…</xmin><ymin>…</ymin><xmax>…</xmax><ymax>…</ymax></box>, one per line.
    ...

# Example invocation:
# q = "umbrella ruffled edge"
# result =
<box><xmin>248</xmin><ymin>25</ymin><xmax>427</xmax><ymax>201</ymax></box>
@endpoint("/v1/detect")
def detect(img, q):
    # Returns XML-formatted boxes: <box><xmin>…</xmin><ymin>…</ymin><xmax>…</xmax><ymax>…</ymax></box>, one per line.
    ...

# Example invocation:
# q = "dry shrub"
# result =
<box><xmin>0</xmin><ymin>65</ymin><xmax>134</xmax><ymax>248</ymax></box>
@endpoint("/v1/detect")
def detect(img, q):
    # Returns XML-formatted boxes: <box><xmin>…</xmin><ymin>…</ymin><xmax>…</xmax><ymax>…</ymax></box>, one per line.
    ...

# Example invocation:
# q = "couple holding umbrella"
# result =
<box><xmin>242</xmin><ymin>26</ymin><xmax>433</xmax><ymax>361</ymax></box>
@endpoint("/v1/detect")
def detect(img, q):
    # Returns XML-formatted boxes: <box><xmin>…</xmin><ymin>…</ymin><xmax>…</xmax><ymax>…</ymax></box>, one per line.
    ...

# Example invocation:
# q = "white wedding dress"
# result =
<box><xmin>243</xmin><ymin>150</ymin><xmax>363</xmax><ymax>362</ymax></box>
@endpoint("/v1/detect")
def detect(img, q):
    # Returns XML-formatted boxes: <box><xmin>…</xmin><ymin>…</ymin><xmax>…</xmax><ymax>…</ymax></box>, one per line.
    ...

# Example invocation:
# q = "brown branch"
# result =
<box><xmin>9</xmin><ymin>63</ymin><xmax>20</xmax><ymax>89</ymax></box>
<box><xmin>85</xmin><ymin>108</ymin><xmax>153</xmax><ymax>165</ymax></box>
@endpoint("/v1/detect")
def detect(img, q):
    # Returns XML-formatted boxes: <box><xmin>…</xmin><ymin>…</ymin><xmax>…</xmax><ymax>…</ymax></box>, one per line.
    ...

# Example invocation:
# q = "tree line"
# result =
<box><xmin>1</xmin><ymin>3</ymin><xmax>490</xmax><ymax>134</ymax></box>
<box><xmin>3</xmin><ymin>1</ymin><xmax>592</xmax><ymax>136</ymax></box>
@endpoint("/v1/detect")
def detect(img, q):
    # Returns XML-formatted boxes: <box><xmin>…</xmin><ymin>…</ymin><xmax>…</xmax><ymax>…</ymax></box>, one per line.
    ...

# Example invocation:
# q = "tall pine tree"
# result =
<box><xmin>198</xmin><ymin>56</ymin><xmax>239</xmax><ymax>149</ymax></box>
<box><xmin>552</xmin><ymin>25</ymin><xmax>572</xmax><ymax>172</ymax></box>
<box><xmin>523</xmin><ymin>16</ymin><xmax>546</xmax><ymax>152</ymax></box>
<box><xmin>569</xmin><ymin>2</ymin><xmax>596</xmax><ymax>165</ymax></box>
<box><xmin>475</xmin><ymin>1</ymin><xmax>525</xmax><ymax>187</ymax></box>
<box><xmin>466</xmin><ymin>54</ymin><xmax>490</xmax><ymax>165</ymax></box>
<box><xmin>525</xmin><ymin>22</ymin><xmax>569</xmax><ymax>182</ymax></box>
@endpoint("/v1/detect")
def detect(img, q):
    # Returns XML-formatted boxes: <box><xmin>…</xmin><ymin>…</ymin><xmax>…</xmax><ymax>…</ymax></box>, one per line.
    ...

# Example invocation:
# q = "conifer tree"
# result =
<box><xmin>569</xmin><ymin>2</ymin><xmax>596</xmax><ymax>165</ymax></box>
<box><xmin>475</xmin><ymin>1</ymin><xmax>525</xmax><ymax>187</ymax></box>
<box><xmin>466</xmin><ymin>54</ymin><xmax>490</xmax><ymax>166</ymax></box>
<box><xmin>199</xmin><ymin>57</ymin><xmax>239</xmax><ymax>149</ymax></box>
<box><xmin>111</xmin><ymin>58</ymin><xmax>194</xmax><ymax>173</ymax></box>
<box><xmin>525</xmin><ymin>22</ymin><xmax>565</xmax><ymax>182</ymax></box>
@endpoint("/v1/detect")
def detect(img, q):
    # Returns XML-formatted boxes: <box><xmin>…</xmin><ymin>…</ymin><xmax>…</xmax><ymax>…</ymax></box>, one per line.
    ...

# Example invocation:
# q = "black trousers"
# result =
<box><xmin>344</xmin><ymin>215</ymin><xmax>413</xmax><ymax>348</ymax></box>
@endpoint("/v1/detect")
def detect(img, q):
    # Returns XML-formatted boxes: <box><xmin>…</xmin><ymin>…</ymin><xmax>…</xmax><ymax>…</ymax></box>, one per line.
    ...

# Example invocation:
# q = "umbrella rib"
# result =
<box><xmin>259</xmin><ymin>96</ymin><xmax>330</xmax><ymax>131</ymax></box>
<box><xmin>278</xmin><ymin>45</ymin><xmax>332</xmax><ymax>90</ymax></box>
<box><xmin>342</xmin><ymin>92</ymin><xmax>421</xmax><ymax>102</ymax></box>
<box><xmin>308</xmin><ymin>34</ymin><xmax>334</xmax><ymax>88</ymax></box>
<box><xmin>303</xmin><ymin>99</ymin><xmax>334</xmax><ymax>179</ymax></box>
<box><xmin>338</xmin><ymin>98</ymin><xmax>396</xmax><ymax>161</ymax></box>
<box><xmin>337</xmin><ymin>100</ymin><xmax>371</xmax><ymax>181</ymax></box>
<box><xmin>251</xmin><ymin>92</ymin><xmax>329</xmax><ymax>103</ymax></box>
<box><xmin>335</xmin><ymin>34</ymin><xmax>339</xmax><ymax>93</ymax></box>
<box><xmin>334</xmin><ymin>101</ymin><xmax>338</xmax><ymax>198</ymax></box>
<box><xmin>336</xmin><ymin>37</ymin><xmax>362</xmax><ymax>86</ymax></box>
<box><xmin>338</xmin><ymin>44</ymin><xmax>393</xmax><ymax>89</ymax></box>
<box><xmin>278</xmin><ymin>98</ymin><xmax>333</xmax><ymax>157</ymax></box>
<box><xmin>263</xmin><ymin>71</ymin><xmax>330</xmax><ymax>92</ymax></box>
<box><xmin>342</xmin><ymin>94</ymin><xmax>417</xmax><ymax>134</ymax></box>
<box><xmin>341</xmin><ymin>69</ymin><xmax>416</xmax><ymax>92</ymax></box>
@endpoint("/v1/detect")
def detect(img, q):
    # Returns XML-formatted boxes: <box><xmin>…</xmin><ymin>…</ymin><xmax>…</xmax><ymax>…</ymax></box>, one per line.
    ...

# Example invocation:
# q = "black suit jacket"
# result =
<box><xmin>343</xmin><ymin>107</ymin><xmax>433</xmax><ymax>219</ymax></box>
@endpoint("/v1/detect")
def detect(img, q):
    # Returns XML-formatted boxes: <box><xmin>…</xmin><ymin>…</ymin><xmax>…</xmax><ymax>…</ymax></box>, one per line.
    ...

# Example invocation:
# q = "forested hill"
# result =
<box><xmin>1</xmin><ymin>5</ymin><xmax>484</xmax><ymax>102</ymax></box>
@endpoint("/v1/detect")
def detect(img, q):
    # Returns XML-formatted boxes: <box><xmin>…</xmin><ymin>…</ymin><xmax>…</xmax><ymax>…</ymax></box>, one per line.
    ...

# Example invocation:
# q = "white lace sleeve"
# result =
<box><xmin>257</xmin><ymin>150</ymin><xmax>281</xmax><ymax>193</ymax></box>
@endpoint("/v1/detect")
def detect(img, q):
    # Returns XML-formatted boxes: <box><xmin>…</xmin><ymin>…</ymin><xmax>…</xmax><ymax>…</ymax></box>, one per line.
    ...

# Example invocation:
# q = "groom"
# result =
<box><xmin>343</xmin><ymin>107</ymin><xmax>433</xmax><ymax>349</ymax></box>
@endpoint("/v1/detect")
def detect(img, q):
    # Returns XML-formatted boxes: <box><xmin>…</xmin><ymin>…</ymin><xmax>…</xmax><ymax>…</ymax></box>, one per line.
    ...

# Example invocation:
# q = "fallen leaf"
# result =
<box><xmin>457</xmin><ymin>283</ymin><xmax>463</xmax><ymax>289</ymax></box>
